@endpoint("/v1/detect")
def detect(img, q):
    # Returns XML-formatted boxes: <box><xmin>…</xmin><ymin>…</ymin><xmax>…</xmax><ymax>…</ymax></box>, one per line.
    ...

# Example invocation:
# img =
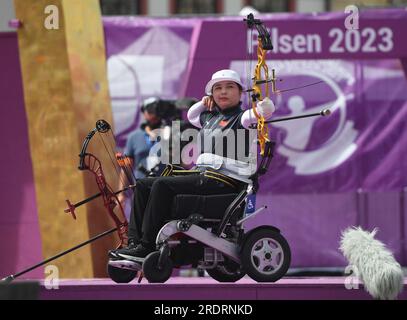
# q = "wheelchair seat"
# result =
<box><xmin>166</xmin><ymin>141</ymin><xmax>276</xmax><ymax>227</ymax></box>
<box><xmin>170</xmin><ymin>193</ymin><xmax>242</xmax><ymax>220</ymax></box>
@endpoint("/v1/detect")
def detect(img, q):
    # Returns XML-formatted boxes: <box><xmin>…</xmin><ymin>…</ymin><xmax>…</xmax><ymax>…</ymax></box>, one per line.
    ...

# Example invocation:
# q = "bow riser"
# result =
<box><xmin>246</xmin><ymin>15</ymin><xmax>274</xmax><ymax>155</ymax></box>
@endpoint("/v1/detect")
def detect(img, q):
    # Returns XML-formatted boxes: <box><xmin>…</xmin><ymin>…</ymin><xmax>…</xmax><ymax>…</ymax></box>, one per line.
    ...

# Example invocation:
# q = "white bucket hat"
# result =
<box><xmin>205</xmin><ymin>69</ymin><xmax>244</xmax><ymax>95</ymax></box>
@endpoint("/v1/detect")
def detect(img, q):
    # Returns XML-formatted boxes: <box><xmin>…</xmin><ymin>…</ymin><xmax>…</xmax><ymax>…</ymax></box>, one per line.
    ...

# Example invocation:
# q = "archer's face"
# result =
<box><xmin>212</xmin><ymin>81</ymin><xmax>241</xmax><ymax>110</ymax></box>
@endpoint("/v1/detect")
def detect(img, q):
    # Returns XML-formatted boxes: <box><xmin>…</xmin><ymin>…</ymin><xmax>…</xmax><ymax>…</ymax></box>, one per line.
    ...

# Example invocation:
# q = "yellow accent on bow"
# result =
<box><xmin>245</xmin><ymin>13</ymin><xmax>277</xmax><ymax>156</ymax></box>
<box><xmin>251</xmin><ymin>37</ymin><xmax>271</xmax><ymax>156</ymax></box>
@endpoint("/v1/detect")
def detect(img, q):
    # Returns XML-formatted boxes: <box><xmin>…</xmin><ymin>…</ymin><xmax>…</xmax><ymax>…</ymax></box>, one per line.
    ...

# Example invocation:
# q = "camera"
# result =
<box><xmin>141</xmin><ymin>97</ymin><xmax>198</xmax><ymax>124</ymax></box>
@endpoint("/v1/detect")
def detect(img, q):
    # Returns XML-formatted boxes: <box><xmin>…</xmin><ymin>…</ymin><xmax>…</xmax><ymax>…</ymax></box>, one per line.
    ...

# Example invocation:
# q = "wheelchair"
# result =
<box><xmin>107</xmin><ymin>141</ymin><xmax>291</xmax><ymax>283</ymax></box>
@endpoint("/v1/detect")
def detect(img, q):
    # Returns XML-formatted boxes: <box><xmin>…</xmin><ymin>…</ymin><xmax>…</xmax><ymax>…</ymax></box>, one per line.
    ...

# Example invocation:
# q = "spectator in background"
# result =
<box><xmin>117</xmin><ymin>98</ymin><xmax>165</xmax><ymax>210</ymax></box>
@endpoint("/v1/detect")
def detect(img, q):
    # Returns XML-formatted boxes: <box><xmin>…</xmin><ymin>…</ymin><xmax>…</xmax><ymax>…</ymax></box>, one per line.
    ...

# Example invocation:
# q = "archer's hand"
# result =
<box><xmin>202</xmin><ymin>96</ymin><xmax>215</xmax><ymax>112</ymax></box>
<box><xmin>257</xmin><ymin>97</ymin><xmax>276</xmax><ymax>119</ymax></box>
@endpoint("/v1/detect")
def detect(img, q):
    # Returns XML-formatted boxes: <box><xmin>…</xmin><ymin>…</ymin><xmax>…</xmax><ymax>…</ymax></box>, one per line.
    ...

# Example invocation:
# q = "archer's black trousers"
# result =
<box><xmin>128</xmin><ymin>173</ymin><xmax>237</xmax><ymax>247</ymax></box>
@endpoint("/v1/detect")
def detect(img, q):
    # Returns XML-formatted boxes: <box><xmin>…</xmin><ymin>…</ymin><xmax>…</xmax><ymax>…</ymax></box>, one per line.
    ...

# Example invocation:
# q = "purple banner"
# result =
<box><xmin>180</xmin><ymin>10</ymin><xmax>407</xmax><ymax>193</ymax></box>
<box><xmin>256</xmin><ymin>59</ymin><xmax>407</xmax><ymax>193</ymax></box>
<box><xmin>104</xmin><ymin>10</ymin><xmax>407</xmax><ymax>193</ymax></box>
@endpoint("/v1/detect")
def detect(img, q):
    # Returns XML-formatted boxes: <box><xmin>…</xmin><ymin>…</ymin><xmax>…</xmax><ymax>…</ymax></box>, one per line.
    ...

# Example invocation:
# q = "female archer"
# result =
<box><xmin>110</xmin><ymin>69</ymin><xmax>276</xmax><ymax>261</ymax></box>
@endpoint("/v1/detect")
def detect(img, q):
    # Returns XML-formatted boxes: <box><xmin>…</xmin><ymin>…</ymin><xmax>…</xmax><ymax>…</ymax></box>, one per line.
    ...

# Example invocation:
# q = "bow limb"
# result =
<box><xmin>83</xmin><ymin>153</ymin><xmax>128</xmax><ymax>249</ymax></box>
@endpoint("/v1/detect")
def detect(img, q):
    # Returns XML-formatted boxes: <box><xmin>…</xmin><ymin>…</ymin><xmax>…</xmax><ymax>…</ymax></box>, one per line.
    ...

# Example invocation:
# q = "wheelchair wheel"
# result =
<box><xmin>241</xmin><ymin>228</ymin><xmax>291</xmax><ymax>282</ymax></box>
<box><xmin>107</xmin><ymin>264</ymin><xmax>137</xmax><ymax>283</ymax></box>
<box><xmin>143</xmin><ymin>251</ymin><xmax>173</xmax><ymax>283</ymax></box>
<box><xmin>206</xmin><ymin>259</ymin><xmax>246</xmax><ymax>283</ymax></box>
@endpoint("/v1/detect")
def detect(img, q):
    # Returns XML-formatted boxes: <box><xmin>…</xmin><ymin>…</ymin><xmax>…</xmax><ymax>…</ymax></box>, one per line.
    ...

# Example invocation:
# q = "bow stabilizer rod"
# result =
<box><xmin>64</xmin><ymin>184</ymin><xmax>136</xmax><ymax>220</ymax></box>
<box><xmin>1</xmin><ymin>227</ymin><xmax>118</xmax><ymax>282</ymax></box>
<box><xmin>265</xmin><ymin>108</ymin><xmax>331</xmax><ymax>124</ymax></box>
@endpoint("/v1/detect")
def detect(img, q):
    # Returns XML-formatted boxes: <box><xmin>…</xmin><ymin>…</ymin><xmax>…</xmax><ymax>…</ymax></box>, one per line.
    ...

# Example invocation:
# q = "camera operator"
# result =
<box><xmin>117</xmin><ymin>97</ymin><xmax>166</xmax><ymax>209</ymax></box>
<box><xmin>117</xmin><ymin>97</ymin><xmax>198</xmax><ymax>210</ymax></box>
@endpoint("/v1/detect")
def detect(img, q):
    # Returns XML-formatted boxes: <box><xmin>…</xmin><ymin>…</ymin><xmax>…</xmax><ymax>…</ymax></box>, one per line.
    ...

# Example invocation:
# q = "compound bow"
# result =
<box><xmin>64</xmin><ymin>119</ymin><xmax>133</xmax><ymax>249</ymax></box>
<box><xmin>2</xmin><ymin>120</ymin><xmax>135</xmax><ymax>282</ymax></box>
<box><xmin>244</xmin><ymin>14</ymin><xmax>331</xmax><ymax>156</ymax></box>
